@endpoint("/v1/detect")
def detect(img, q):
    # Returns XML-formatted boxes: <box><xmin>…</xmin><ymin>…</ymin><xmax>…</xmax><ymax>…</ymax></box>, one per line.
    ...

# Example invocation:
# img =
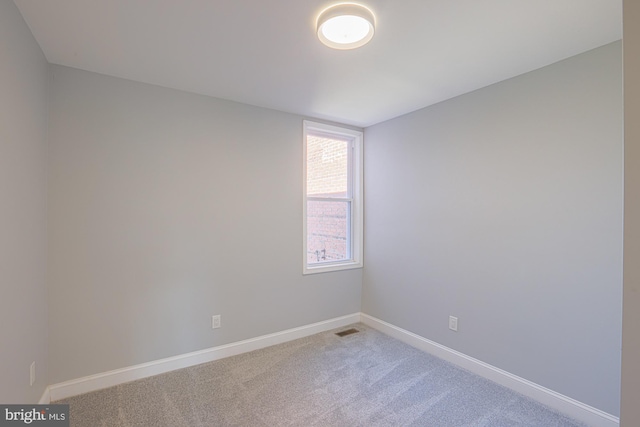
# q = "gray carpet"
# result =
<box><xmin>56</xmin><ymin>324</ymin><xmax>586</xmax><ymax>426</ymax></box>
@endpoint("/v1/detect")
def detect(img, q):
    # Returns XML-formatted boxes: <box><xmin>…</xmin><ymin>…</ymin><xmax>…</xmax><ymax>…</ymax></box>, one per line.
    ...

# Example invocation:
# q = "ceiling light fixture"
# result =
<box><xmin>316</xmin><ymin>3</ymin><xmax>375</xmax><ymax>50</ymax></box>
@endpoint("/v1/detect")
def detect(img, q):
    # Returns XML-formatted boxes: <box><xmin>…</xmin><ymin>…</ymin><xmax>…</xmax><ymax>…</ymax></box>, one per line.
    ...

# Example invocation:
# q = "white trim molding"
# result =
<box><xmin>360</xmin><ymin>313</ymin><xmax>619</xmax><ymax>427</ymax></box>
<box><xmin>45</xmin><ymin>311</ymin><xmax>619</xmax><ymax>427</ymax></box>
<box><xmin>48</xmin><ymin>313</ymin><xmax>360</xmax><ymax>402</ymax></box>
<box><xmin>38</xmin><ymin>387</ymin><xmax>50</xmax><ymax>404</ymax></box>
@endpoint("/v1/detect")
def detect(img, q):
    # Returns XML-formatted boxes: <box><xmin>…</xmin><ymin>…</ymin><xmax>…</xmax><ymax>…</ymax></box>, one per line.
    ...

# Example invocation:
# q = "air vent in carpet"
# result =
<box><xmin>335</xmin><ymin>328</ymin><xmax>359</xmax><ymax>337</ymax></box>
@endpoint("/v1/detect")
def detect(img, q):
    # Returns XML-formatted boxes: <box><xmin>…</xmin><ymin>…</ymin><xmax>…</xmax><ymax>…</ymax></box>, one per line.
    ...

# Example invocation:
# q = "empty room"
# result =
<box><xmin>2</xmin><ymin>0</ymin><xmax>640</xmax><ymax>426</ymax></box>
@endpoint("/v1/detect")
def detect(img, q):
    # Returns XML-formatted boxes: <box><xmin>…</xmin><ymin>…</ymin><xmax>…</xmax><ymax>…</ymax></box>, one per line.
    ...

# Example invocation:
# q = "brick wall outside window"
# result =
<box><xmin>306</xmin><ymin>135</ymin><xmax>349</xmax><ymax>264</ymax></box>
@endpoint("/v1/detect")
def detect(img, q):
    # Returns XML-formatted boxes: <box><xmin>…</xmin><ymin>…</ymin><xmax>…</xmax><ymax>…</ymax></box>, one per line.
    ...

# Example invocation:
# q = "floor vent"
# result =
<box><xmin>335</xmin><ymin>328</ymin><xmax>359</xmax><ymax>337</ymax></box>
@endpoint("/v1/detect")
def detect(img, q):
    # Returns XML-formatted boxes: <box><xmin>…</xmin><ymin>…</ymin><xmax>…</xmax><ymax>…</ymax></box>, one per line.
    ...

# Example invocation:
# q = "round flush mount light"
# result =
<box><xmin>317</xmin><ymin>3</ymin><xmax>375</xmax><ymax>50</ymax></box>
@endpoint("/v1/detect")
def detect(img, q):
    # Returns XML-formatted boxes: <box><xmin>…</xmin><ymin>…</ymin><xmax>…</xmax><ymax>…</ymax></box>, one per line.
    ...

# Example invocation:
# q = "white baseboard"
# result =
<box><xmin>48</xmin><ymin>313</ymin><xmax>360</xmax><ymax>402</ymax></box>
<box><xmin>360</xmin><ymin>313</ymin><xmax>619</xmax><ymax>427</ymax></box>
<box><xmin>38</xmin><ymin>386</ymin><xmax>50</xmax><ymax>404</ymax></box>
<box><xmin>46</xmin><ymin>311</ymin><xmax>619</xmax><ymax>427</ymax></box>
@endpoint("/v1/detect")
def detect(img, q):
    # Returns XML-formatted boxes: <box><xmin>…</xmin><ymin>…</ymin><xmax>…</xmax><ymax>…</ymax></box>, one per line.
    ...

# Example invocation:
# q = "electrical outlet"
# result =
<box><xmin>212</xmin><ymin>315</ymin><xmax>221</xmax><ymax>329</ymax></box>
<box><xmin>30</xmin><ymin>362</ymin><xmax>35</xmax><ymax>386</ymax></box>
<box><xmin>449</xmin><ymin>316</ymin><xmax>458</xmax><ymax>332</ymax></box>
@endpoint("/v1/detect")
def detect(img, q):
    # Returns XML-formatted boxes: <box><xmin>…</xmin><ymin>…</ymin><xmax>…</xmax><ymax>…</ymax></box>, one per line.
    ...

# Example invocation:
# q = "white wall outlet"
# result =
<box><xmin>30</xmin><ymin>362</ymin><xmax>35</xmax><ymax>386</ymax></box>
<box><xmin>449</xmin><ymin>316</ymin><xmax>458</xmax><ymax>332</ymax></box>
<box><xmin>212</xmin><ymin>315</ymin><xmax>221</xmax><ymax>329</ymax></box>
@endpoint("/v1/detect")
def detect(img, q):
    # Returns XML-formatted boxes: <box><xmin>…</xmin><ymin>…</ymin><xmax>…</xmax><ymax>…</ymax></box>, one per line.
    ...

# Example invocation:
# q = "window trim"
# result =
<box><xmin>303</xmin><ymin>120</ymin><xmax>363</xmax><ymax>275</ymax></box>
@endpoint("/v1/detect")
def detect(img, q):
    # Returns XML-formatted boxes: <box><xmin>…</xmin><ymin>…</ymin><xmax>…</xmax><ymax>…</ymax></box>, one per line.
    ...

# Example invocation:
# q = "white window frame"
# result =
<box><xmin>303</xmin><ymin>120</ymin><xmax>363</xmax><ymax>275</ymax></box>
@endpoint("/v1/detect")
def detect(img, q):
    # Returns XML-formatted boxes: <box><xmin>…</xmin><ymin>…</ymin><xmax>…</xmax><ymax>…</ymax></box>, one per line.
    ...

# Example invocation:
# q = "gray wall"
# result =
<box><xmin>622</xmin><ymin>2</ymin><xmax>640</xmax><ymax>425</ymax></box>
<box><xmin>0</xmin><ymin>0</ymin><xmax>49</xmax><ymax>403</ymax></box>
<box><xmin>47</xmin><ymin>66</ymin><xmax>362</xmax><ymax>384</ymax></box>
<box><xmin>362</xmin><ymin>42</ymin><xmax>623</xmax><ymax>416</ymax></box>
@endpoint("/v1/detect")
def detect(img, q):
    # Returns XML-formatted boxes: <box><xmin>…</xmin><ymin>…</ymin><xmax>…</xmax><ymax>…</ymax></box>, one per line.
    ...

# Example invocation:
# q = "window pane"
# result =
<box><xmin>306</xmin><ymin>200</ymin><xmax>350</xmax><ymax>264</ymax></box>
<box><xmin>306</xmin><ymin>134</ymin><xmax>349</xmax><ymax>198</ymax></box>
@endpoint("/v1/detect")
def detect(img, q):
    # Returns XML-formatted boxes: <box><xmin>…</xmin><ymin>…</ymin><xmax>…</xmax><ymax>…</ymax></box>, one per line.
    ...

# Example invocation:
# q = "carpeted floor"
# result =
<box><xmin>56</xmin><ymin>323</ymin><xmax>586</xmax><ymax>426</ymax></box>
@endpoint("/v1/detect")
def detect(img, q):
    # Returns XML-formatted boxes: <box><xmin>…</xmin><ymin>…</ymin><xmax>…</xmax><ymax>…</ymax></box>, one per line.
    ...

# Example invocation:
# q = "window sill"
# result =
<box><xmin>303</xmin><ymin>260</ymin><xmax>363</xmax><ymax>275</ymax></box>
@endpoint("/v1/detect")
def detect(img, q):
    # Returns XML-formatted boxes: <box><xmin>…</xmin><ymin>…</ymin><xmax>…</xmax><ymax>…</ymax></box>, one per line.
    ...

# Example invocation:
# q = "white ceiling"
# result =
<box><xmin>14</xmin><ymin>0</ymin><xmax>621</xmax><ymax>127</ymax></box>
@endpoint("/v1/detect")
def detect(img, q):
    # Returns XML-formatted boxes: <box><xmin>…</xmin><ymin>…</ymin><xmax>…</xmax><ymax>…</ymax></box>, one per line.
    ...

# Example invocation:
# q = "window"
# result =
<box><xmin>303</xmin><ymin>121</ymin><xmax>363</xmax><ymax>274</ymax></box>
